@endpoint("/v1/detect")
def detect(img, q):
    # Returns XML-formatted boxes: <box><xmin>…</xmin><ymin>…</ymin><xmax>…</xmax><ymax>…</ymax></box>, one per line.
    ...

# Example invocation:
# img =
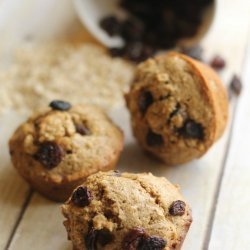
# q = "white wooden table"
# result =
<box><xmin>0</xmin><ymin>0</ymin><xmax>250</xmax><ymax>249</ymax></box>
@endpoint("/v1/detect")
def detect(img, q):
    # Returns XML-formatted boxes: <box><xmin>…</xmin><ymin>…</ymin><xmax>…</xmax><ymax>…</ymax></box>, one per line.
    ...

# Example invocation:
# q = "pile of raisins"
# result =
<box><xmin>100</xmin><ymin>0</ymin><xmax>213</xmax><ymax>62</ymax></box>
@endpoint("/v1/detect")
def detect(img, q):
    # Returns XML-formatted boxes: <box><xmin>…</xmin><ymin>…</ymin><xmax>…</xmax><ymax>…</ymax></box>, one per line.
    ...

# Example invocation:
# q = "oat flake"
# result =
<box><xmin>0</xmin><ymin>43</ymin><xmax>134</xmax><ymax>114</ymax></box>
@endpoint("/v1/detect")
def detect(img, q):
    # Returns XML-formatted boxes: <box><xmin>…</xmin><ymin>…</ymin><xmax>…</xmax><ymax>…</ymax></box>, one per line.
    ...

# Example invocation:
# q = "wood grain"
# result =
<box><xmin>8</xmin><ymin>195</ymin><xmax>71</xmax><ymax>250</ymax></box>
<box><xmin>208</xmin><ymin>34</ymin><xmax>250</xmax><ymax>250</ymax></box>
<box><xmin>0</xmin><ymin>113</ymin><xmax>29</xmax><ymax>249</ymax></box>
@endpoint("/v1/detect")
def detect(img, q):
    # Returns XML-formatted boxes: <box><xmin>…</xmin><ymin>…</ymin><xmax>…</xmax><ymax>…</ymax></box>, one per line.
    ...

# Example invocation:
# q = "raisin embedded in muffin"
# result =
<box><xmin>9</xmin><ymin>101</ymin><xmax>124</xmax><ymax>202</ymax></box>
<box><xmin>125</xmin><ymin>52</ymin><xmax>229</xmax><ymax>165</ymax></box>
<box><xmin>62</xmin><ymin>171</ymin><xmax>192</xmax><ymax>250</ymax></box>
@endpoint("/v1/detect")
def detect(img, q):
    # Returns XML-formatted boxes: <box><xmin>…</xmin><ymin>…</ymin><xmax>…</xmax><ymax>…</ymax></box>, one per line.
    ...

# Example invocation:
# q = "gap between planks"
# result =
<box><xmin>4</xmin><ymin>190</ymin><xmax>33</xmax><ymax>250</ymax></box>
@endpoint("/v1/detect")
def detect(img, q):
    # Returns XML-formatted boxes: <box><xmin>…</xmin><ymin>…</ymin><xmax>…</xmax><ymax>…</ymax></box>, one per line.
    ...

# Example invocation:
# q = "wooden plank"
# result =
<box><xmin>0</xmin><ymin>112</ymin><xmax>30</xmax><ymax>249</ymax></box>
<box><xmin>201</xmin><ymin>0</ymin><xmax>250</xmax><ymax>248</ymax></box>
<box><xmin>8</xmin><ymin>195</ymin><xmax>71</xmax><ymax>250</ymax></box>
<box><xmin>208</xmin><ymin>35</ymin><xmax>250</xmax><ymax>250</ymax></box>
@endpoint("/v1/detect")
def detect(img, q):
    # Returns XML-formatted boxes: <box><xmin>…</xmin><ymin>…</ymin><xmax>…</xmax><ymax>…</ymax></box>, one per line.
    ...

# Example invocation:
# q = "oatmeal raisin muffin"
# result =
<box><xmin>62</xmin><ymin>171</ymin><xmax>192</xmax><ymax>250</ymax></box>
<box><xmin>9</xmin><ymin>101</ymin><xmax>124</xmax><ymax>201</ymax></box>
<box><xmin>125</xmin><ymin>52</ymin><xmax>228</xmax><ymax>165</ymax></box>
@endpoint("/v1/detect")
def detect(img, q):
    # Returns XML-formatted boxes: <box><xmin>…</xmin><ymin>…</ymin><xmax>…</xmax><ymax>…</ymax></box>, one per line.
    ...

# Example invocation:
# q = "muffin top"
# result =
<box><xmin>125</xmin><ymin>52</ymin><xmax>228</xmax><ymax>165</ymax></box>
<box><xmin>9</xmin><ymin>101</ymin><xmax>123</xmax><ymax>184</ymax></box>
<box><xmin>62</xmin><ymin>171</ymin><xmax>192</xmax><ymax>250</ymax></box>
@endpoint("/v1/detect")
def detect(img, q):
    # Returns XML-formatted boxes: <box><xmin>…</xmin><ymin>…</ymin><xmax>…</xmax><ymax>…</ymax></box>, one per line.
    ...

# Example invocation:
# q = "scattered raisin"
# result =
<box><xmin>49</xmin><ymin>100</ymin><xmax>71</xmax><ymax>111</ymax></box>
<box><xmin>99</xmin><ymin>16</ymin><xmax>121</xmax><ymax>37</ymax></box>
<box><xmin>169</xmin><ymin>200</ymin><xmax>186</xmax><ymax>216</ymax></box>
<box><xmin>180</xmin><ymin>119</ymin><xmax>204</xmax><ymax>140</ymax></box>
<box><xmin>139</xmin><ymin>236</ymin><xmax>167</xmax><ymax>250</ymax></box>
<box><xmin>72</xmin><ymin>186</ymin><xmax>92</xmax><ymax>207</ymax></box>
<box><xmin>123</xmin><ymin>227</ymin><xmax>146</xmax><ymax>250</ymax></box>
<box><xmin>34</xmin><ymin>141</ymin><xmax>64</xmax><ymax>169</ymax></box>
<box><xmin>75</xmin><ymin>124</ymin><xmax>90</xmax><ymax>135</ymax></box>
<box><xmin>146</xmin><ymin>129</ymin><xmax>164</xmax><ymax>147</ymax></box>
<box><xmin>230</xmin><ymin>74</ymin><xmax>242</xmax><ymax>96</ymax></box>
<box><xmin>109</xmin><ymin>47</ymin><xmax>125</xmax><ymax>57</ymax></box>
<box><xmin>100</xmin><ymin>1</ymin><xmax>211</xmax><ymax>62</ymax></box>
<box><xmin>210</xmin><ymin>55</ymin><xmax>226</xmax><ymax>70</ymax></box>
<box><xmin>177</xmin><ymin>20</ymin><xmax>199</xmax><ymax>38</ymax></box>
<box><xmin>138</xmin><ymin>91</ymin><xmax>153</xmax><ymax>114</ymax></box>
<box><xmin>120</xmin><ymin>0</ymin><xmax>151</xmax><ymax>16</ymax></box>
<box><xmin>121</xmin><ymin>18</ymin><xmax>145</xmax><ymax>41</ymax></box>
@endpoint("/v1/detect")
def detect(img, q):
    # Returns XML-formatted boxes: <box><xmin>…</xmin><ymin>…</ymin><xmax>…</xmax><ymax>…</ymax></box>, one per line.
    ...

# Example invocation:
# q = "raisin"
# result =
<box><xmin>49</xmin><ymin>100</ymin><xmax>71</xmax><ymax>111</ymax></box>
<box><xmin>120</xmin><ymin>1</ymin><xmax>152</xmax><ymax>17</ymax></box>
<box><xmin>72</xmin><ymin>186</ymin><xmax>92</xmax><ymax>207</ymax></box>
<box><xmin>138</xmin><ymin>91</ymin><xmax>153</xmax><ymax>114</ymax></box>
<box><xmin>139</xmin><ymin>236</ymin><xmax>167</xmax><ymax>250</ymax></box>
<box><xmin>146</xmin><ymin>129</ymin><xmax>164</xmax><ymax>147</ymax></box>
<box><xmin>181</xmin><ymin>119</ymin><xmax>204</xmax><ymax>140</ymax></box>
<box><xmin>85</xmin><ymin>227</ymin><xmax>113</xmax><ymax>250</ymax></box>
<box><xmin>140</xmin><ymin>45</ymin><xmax>155</xmax><ymax>61</ymax></box>
<box><xmin>100</xmin><ymin>1</ymin><xmax>210</xmax><ymax>62</ymax></box>
<box><xmin>123</xmin><ymin>227</ymin><xmax>146</xmax><ymax>250</ymax></box>
<box><xmin>85</xmin><ymin>227</ymin><xmax>98</xmax><ymax>250</ymax></box>
<box><xmin>109</xmin><ymin>47</ymin><xmax>125</xmax><ymax>57</ymax></box>
<box><xmin>230</xmin><ymin>74</ymin><xmax>242</xmax><ymax>96</ymax></box>
<box><xmin>169</xmin><ymin>200</ymin><xmax>186</xmax><ymax>216</ymax></box>
<box><xmin>210</xmin><ymin>55</ymin><xmax>226</xmax><ymax>70</ymax></box>
<box><xmin>96</xmin><ymin>229</ymin><xmax>114</xmax><ymax>246</ymax></box>
<box><xmin>121</xmin><ymin>18</ymin><xmax>145</xmax><ymax>41</ymax></box>
<box><xmin>176</xmin><ymin>20</ymin><xmax>199</xmax><ymax>38</ymax></box>
<box><xmin>75</xmin><ymin>124</ymin><xmax>90</xmax><ymax>135</ymax></box>
<box><xmin>100</xmin><ymin>16</ymin><xmax>121</xmax><ymax>37</ymax></box>
<box><xmin>34</xmin><ymin>141</ymin><xmax>64</xmax><ymax>169</ymax></box>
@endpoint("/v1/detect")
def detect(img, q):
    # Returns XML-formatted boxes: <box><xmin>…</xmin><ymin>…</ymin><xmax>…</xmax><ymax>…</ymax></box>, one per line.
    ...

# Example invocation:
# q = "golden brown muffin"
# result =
<box><xmin>9</xmin><ymin>101</ymin><xmax>124</xmax><ymax>202</ymax></box>
<box><xmin>62</xmin><ymin>171</ymin><xmax>192</xmax><ymax>250</ymax></box>
<box><xmin>125</xmin><ymin>52</ymin><xmax>228</xmax><ymax>165</ymax></box>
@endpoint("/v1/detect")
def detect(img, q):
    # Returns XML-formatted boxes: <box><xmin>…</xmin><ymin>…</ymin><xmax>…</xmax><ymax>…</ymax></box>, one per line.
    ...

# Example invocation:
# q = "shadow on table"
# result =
<box><xmin>117</xmin><ymin>142</ymin><xmax>184</xmax><ymax>176</ymax></box>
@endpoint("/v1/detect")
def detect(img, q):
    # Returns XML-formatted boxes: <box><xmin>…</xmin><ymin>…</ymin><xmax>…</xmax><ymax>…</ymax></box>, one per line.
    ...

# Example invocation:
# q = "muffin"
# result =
<box><xmin>62</xmin><ymin>171</ymin><xmax>192</xmax><ymax>250</ymax></box>
<box><xmin>125</xmin><ymin>52</ymin><xmax>228</xmax><ymax>165</ymax></box>
<box><xmin>9</xmin><ymin>100</ymin><xmax>124</xmax><ymax>201</ymax></box>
